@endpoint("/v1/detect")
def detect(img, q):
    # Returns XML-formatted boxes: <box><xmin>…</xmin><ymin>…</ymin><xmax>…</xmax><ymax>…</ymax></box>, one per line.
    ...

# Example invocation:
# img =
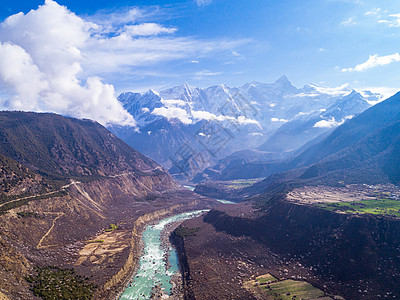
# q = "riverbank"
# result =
<box><xmin>72</xmin><ymin>188</ymin><xmax>219</xmax><ymax>299</ymax></box>
<box><xmin>118</xmin><ymin>210</ymin><xmax>209</xmax><ymax>300</ymax></box>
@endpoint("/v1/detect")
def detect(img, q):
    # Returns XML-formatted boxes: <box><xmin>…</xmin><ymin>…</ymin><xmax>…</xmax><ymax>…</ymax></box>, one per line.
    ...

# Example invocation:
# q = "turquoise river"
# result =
<box><xmin>119</xmin><ymin>210</ymin><xmax>208</xmax><ymax>299</ymax></box>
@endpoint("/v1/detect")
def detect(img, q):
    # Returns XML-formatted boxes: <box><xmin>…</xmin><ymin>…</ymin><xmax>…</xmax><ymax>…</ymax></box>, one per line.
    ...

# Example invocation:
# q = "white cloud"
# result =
<box><xmin>0</xmin><ymin>0</ymin><xmax>135</xmax><ymax>127</ymax></box>
<box><xmin>161</xmin><ymin>99</ymin><xmax>187</xmax><ymax>107</ymax></box>
<box><xmin>313</xmin><ymin>116</ymin><xmax>353</xmax><ymax>128</ymax></box>
<box><xmin>271</xmin><ymin>118</ymin><xmax>288</xmax><ymax>122</ymax></box>
<box><xmin>308</xmin><ymin>83</ymin><xmax>351</xmax><ymax>95</ymax></box>
<box><xmin>341</xmin><ymin>17</ymin><xmax>357</xmax><ymax>26</ymax></box>
<box><xmin>122</xmin><ymin>23</ymin><xmax>177</xmax><ymax>36</ymax></box>
<box><xmin>357</xmin><ymin>86</ymin><xmax>398</xmax><ymax>103</ymax></box>
<box><xmin>364</xmin><ymin>8</ymin><xmax>381</xmax><ymax>16</ymax></box>
<box><xmin>192</xmin><ymin>110</ymin><xmax>218</xmax><ymax>121</ymax></box>
<box><xmin>342</xmin><ymin>53</ymin><xmax>400</xmax><ymax>72</ymax></box>
<box><xmin>196</xmin><ymin>0</ymin><xmax>212</xmax><ymax>6</ymax></box>
<box><xmin>249</xmin><ymin>132</ymin><xmax>263</xmax><ymax>136</ymax></box>
<box><xmin>152</xmin><ymin>107</ymin><xmax>192</xmax><ymax>124</ymax></box>
<box><xmin>231</xmin><ymin>50</ymin><xmax>241</xmax><ymax>57</ymax></box>
<box><xmin>378</xmin><ymin>14</ymin><xmax>400</xmax><ymax>27</ymax></box>
<box><xmin>237</xmin><ymin>115</ymin><xmax>259</xmax><ymax>125</ymax></box>
<box><xmin>387</xmin><ymin>14</ymin><xmax>400</xmax><ymax>27</ymax></box>
<box><xmin>0</xmin><ymin>1</ymin><xmax>249</xmax><ymax>126</ymax></box>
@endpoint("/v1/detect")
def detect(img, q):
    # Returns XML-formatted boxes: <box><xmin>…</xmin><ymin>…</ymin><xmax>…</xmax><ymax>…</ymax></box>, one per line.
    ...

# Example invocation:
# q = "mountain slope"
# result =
<box><xmin>291</xmin><ymin>91</ymin><xmax>400</xmax><ymax>169</ymax></box>
<box><xmin>0</xmin><ymin>111</ymin><xmax>193</xmax><ymax>299</ymax></box>
<box><xmin>244</xmin><ymin>91</ymin><xmax>400</xmax><ymax>198</ymax></box>
<box><xmin>0</xmin><ymin>111</ymin><xmax>161</xmax><ymax>178</ymax></box>
<box><xmin>258</xmin><ymin>90</ymin><xmax>371</xmax><ymax>153</ymax></box>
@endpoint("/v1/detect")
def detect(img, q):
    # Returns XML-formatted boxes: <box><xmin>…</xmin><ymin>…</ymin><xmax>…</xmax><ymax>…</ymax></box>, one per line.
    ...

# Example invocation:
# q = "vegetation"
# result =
<box><xmin>227</xmin><ymin>179</ymin><xmax>260</xmax><ymax>189</ymax></box>
<box><xmin>0</xmin><ymin>190</ymin><xmax>68</xmax><ymax>215</ymax></box>
<box><xmin>175</xmin><ymin>226</ymin><xmax>200</xmax><ymax>238</ymax></box>
<box><xmin>260</xmin><ymin>279</ymin><xmax>325</xmax><ymax>300</ymax></box>
<box><xmin>316</xmin><ymin>198</ymin><xmax>400</xmax><ymax>218</ymax></box>
<box><xmin>245</xmin><ymin>273</ymin><xmax>327</xmax><ymax>300</ymax></box>
<box><xmin>105</xmin><ymin>223</ymin><xmax>119</xmax><ymax>232</ymax></box>
<box><xmin>25</xmin><ymin>266</ymin><xmax>96</xmax><ymax>300</ymax></box>
<box><xmin>86</xmin><ymin>240</ymin><xmax>104</xmax><ymax>244</ymax></box>
<box><xmin>255</xmin><ymin>274</ymin><xmax>278</xmax><ymax>284</ymax></box>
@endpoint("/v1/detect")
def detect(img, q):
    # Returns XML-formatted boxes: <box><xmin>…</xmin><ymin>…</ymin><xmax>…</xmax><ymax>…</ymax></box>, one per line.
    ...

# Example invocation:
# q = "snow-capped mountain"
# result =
<box><xmin>110</xmin><ymin>76</ymin><xmax>382</xmax><ymax>181</ymax></box>
<box><xmin>257</xmin><ymin>90</ymin><xmax>373</xmax><ymax>153</ymax></box>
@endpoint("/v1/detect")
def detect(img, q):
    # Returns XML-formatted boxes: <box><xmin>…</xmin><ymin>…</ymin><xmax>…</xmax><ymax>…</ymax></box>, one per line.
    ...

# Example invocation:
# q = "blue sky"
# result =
<box><xmin>0</xmin><ymin>0</ymin><xmax>399</xmax><ymax>125</ymax></box>
<box><xmin>1</xmin><ymin>0</ymin><xmax>400</xmax><ymax>93</ymax></box>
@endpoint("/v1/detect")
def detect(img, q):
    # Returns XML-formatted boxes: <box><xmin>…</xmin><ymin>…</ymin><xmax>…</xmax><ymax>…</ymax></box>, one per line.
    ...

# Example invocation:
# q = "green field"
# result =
<box><xmin>227</xmin><ymin>179</ymin><xmax>261</xmax><ymax>189</ymax></box>
<box><xmin>256</xmin><ymin>273</ymin><xmax>278</xmax><ymax>284</ymax></box>
<box><xmin>316</xmin><ymin>198</ymin><xmax>400</xmax><ymax>217</ymax></box>
<box><xmin>243</xmin><ymin>274</ymin><xmax>330</xmax><ymax>300</ymax></box>
<box><xmin>260</xmin><ymin>279</ymin><xmax>325</xmax><ymax>300</ymax></box>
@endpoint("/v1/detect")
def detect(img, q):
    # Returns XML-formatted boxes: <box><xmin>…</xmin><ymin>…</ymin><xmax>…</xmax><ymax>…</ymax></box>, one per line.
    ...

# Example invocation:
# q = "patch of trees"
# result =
<box><xmin>26</xmin><ymin>266</ymin><xmax>96</xmax><ymax>300</ymax></box>
<box><xmin>175</xmin><ymin>226</ymin><xmax>200</xmax><ymax>238</ymax></box>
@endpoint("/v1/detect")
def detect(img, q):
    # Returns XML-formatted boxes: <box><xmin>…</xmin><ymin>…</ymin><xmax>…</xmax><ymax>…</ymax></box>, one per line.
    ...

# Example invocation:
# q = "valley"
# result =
<box><xmin>1</xmin><ymin>1</ymin><xmax>400</xmax><ymax>299</ymax></box>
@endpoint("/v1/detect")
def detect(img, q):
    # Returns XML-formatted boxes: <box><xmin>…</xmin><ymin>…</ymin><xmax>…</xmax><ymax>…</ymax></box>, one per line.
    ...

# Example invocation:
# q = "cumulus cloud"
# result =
<box><xmin>0</xmin><ymin>0</ymin><xmax>135</xmax><ymax>126</ymax></box>
<box><xmin>342</xmin><ymin>53</ymin><xmax>400</xmax><ymax>72</ymax></box>
<box><xmin>191</xmin><ymin>110</ymin><xmax>259</xmax><ymax>126</ymax></box>
<box><xmin>0</xmin><ymin>1</ymin><xmax>248</xmax><ymax>126</ymax></box>
<box><xmin>313</xmin><ymin>116</ymin><xmax>353</xmax><ymax>128</ymax></box>
<box><xmin>271</xmin><ymin>117</ymin><xmax>288</xmax><ymax>122</ymax></box>
<box><xmin>152</xmin><ymin>107</ymin><xmax>192</xmax><ymax>124</ymax></box>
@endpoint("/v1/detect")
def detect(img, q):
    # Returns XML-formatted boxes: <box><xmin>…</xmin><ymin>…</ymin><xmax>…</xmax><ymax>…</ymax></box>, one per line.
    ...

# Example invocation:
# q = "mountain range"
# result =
<box><xmin>196</xmin><ymin>91</ymin><xmax>400</xmax><ymax>201</ymax></box>
<box><xmin>111</xmin><ymin>76</ymin><xmax>381</xmax><ymax>181</ymax></box>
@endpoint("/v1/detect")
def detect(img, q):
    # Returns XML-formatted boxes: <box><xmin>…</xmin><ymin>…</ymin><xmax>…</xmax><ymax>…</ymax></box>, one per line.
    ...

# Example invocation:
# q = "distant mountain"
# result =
<box><xmin>112</xmin><ymin>77</ymin><xmax>381</xmax><ymax>181</ymax></box>
<box><xmin>258</xmin><ymin>90</ymin><xmax>371</xmax><ymax>153</ymax></box>
<box><xmin>290</xmin><ymin>91</ymin><xmax>400</xmax><ymax>169</ymax></box>
<box><xmin>228</xmin><ymin>91</ymin><xmax>400</xmax><ymax>199</ymax></box>
<box><xmin>193</xmin><ymin>91</ymin><xmax>373</xmax><ymax>182</ymax></box>
<box><xmin>295</xmin><ymin>91</ymin><xmax>400</xmax><ymax>184</ymax></box>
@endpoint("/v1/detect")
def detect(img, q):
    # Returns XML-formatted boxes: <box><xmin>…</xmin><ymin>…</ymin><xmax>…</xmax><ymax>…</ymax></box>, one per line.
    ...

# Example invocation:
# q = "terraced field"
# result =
<box><xmin>317</xmin><ymin>198</ymin><xmax>400</xmax><ymax>218</ymax></box>
<box><xmin>244</xmin><ymin>273</ymin><xmax>332</xmax><ymax>300</ymax></box>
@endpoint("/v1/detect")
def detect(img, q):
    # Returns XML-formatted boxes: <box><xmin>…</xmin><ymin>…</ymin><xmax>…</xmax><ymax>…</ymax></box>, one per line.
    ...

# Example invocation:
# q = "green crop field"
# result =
<box><xmin>256</xmin><ymin>273</ymin><xmax>278</xmax><ymax>284</ymax></box>
<box><xmin>227</xmin><ymin>179</ymin><xmax>260</xmax><ymax>189</ymax></box>
<box><xmin>316</xmin><ymin>198</ymin><xmax>400</xmax><ymax>217</ymax></box>
<box><xmin>260</xmin><ymin>279</ymin><xmax>325</xmax><ymax>300</ymax></box>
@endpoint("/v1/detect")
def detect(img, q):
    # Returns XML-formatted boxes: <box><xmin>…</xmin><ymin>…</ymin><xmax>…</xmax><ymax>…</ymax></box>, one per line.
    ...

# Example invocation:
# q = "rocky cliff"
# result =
<box><xmin>202</xmin><ymin>197</ymin><xmax>400</xmax><ymax>298</ymax></box>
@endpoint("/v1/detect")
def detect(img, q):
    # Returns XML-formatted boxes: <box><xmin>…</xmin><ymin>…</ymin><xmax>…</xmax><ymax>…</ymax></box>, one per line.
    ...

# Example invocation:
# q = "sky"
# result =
<box><xmin>0</xmin><ymin>0</ymin><xmax>399</xmax><ymax>126</ymax></box>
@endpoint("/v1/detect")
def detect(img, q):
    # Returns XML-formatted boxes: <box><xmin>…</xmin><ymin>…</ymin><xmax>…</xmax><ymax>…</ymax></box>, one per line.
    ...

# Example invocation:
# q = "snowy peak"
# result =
<box><xmin>118</xmin><ymin>77</ymin><xmax>383</xmax><ymax>131</ymax></box>
<box><xmin>272</xmin><ymin>75</ymin><xmax>297</xmax><ymax>92</ymax></box>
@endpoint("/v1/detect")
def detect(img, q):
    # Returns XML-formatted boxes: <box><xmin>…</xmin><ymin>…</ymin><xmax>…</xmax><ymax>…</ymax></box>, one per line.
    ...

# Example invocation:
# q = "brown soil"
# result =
<box><xmin>173</xmin><ymin>203</ymin><xmax>333</xmax><ymax>300</ymax></box>
<box><xmin>0</xmin><ymin>172</ymin><xmax>217</xmax><ymax>299</ymax></box>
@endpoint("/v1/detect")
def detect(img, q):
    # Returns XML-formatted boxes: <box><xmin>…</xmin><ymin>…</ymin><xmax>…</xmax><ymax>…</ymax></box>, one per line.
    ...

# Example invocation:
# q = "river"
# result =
<box><xmin>119</xmin><ymin>210</ymin><xmax>208</xmax><ymax>299</ymax></box>
<box><xmin>184</xmin><ymin>185</ymin><xmax>236</xmax><ymax>204</ymax></box>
